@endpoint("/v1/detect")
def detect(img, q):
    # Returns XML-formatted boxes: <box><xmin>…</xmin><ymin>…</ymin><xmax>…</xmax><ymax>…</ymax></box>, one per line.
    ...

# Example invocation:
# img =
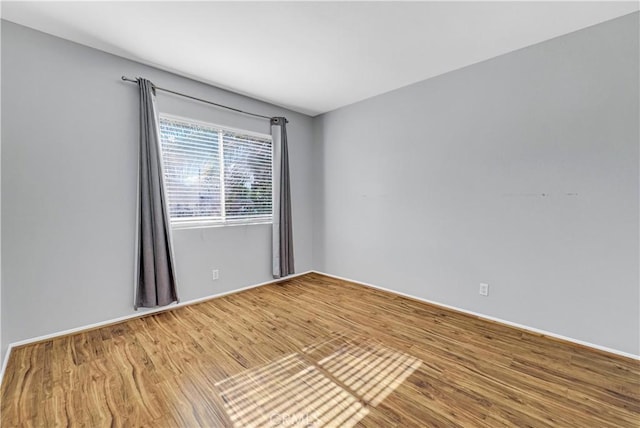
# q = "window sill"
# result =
<box><xmin>171</xmin><ymin>219</ymin><xmax>272</xmax><ymax>230</ymax></box>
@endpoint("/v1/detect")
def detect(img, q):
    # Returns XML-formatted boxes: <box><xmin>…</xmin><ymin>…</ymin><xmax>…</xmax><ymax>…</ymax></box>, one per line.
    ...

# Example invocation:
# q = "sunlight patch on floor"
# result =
<box><xmin>215</xmin><ymin>334</ymin><xmax>421</xmax><ymax>427</ymax></box>
<box><xmin>318</xmin><ymin>341</ymin><xmax>422</xmax><ymax>406</ymax></box>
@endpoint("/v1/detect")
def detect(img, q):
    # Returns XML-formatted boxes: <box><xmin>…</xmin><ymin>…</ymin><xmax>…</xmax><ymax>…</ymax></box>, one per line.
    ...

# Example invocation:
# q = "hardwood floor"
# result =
<box><xmin>1</xmin><ymin>273</ymin><xmax>638</xmax><ymax>427</ymax></box>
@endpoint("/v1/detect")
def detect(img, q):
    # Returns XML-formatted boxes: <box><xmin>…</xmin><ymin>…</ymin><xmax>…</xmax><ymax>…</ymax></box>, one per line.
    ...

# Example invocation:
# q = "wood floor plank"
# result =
<box><xmin>1</xmin><ymin>273</ymin><xmax>638</xmax><ymax>427</ymax></box>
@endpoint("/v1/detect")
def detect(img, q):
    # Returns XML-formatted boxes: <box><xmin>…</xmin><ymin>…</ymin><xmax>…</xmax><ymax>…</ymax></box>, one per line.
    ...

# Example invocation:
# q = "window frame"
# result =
<box><xmin>158</xmin><ymin>113</ymin><xmax>274</xmax><ymax>230</ymax></box>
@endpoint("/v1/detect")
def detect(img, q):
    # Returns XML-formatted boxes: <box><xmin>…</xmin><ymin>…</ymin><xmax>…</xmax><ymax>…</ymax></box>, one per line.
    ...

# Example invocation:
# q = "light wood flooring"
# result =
<box><xmin>1</xmin><ymin>273</ymin><xmax>639</xmax><ymax>427</ymax></box>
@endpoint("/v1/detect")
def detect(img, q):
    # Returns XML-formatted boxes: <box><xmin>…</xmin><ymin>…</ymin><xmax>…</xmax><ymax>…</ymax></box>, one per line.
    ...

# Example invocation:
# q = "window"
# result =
<box><xmin>159</xmin><ymin>115</ymin><xmax>273</xmax><ymax>227</ymax></box>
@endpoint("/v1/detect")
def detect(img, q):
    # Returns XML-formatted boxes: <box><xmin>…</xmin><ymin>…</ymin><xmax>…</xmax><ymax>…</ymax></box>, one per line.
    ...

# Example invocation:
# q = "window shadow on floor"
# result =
<box><xmin>215</xmin><ymin>333</ymin><xmax>422</xmax><ymax>427</ymax></box>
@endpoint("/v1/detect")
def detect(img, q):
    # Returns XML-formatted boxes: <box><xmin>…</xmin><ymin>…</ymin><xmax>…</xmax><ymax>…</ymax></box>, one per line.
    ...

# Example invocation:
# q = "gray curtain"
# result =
<box><xmin>135</xmin><ymin>78</ymin><xmax>178</xmax><ymax>309</ymax></box>
<box><xmin>271</xmin><ymin>117</ymin><xmax>295</xmax><ymax>278</ymax></box>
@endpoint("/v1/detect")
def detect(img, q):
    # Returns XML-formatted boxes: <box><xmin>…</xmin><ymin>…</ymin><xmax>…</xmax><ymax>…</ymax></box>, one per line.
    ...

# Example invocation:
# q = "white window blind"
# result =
<box><xmin>159</xmin><ymin>115</ymin><xmax>273</xmax><ymax>226</ymax></box>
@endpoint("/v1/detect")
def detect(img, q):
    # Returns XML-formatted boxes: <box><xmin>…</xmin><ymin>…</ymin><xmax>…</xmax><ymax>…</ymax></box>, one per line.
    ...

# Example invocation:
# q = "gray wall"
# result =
<box><xmin>0</xmin><ymin>19</ymin><xmax>3</xmax><ymax>362</ymax></box>
<box><xmin>1</xmin><ymin>21</ymin><xmax>314</xmax><ymax>357</ymax></box>
<box><xmin>314</xmin><ymin>13</ymin><xmax>639</xmax><ymax>355</ymax></box>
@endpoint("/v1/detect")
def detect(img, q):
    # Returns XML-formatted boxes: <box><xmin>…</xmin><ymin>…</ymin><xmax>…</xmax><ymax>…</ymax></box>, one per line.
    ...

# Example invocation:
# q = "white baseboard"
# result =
<box><xmin>0</xmin><ymin>343</ymin><xmax>13</xmax><ymax>388</ymax></box>
<box><xmin>311</xmin><ymin>270</ymin><xmax>640</xmax><ymax>361</ymax></box>
<box><xmin>0</xmin><ymin>270</ymin><xmax>312</xmax><ymax>385</ymax></box>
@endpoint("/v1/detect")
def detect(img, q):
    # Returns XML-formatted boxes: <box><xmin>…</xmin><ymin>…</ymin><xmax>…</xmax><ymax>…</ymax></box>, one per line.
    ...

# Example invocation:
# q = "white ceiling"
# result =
<box><xmin>2</xmin><ymin>1</ymin><xmax>638</xmax><ymax>116</ymax></box>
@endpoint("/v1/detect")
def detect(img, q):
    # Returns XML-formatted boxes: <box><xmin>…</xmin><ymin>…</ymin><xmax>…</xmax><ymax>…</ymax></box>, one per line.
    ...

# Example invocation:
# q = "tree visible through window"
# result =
<box><xmin>159</xmin><ymin>115</ymin><xmax>273</xmax><ymax>225</ymax></box>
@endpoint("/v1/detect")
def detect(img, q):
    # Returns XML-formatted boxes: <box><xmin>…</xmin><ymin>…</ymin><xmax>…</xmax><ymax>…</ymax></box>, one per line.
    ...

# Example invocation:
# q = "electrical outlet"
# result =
<box><xmin>479</xmin><ymin>283</ymin><xmax>489</xmax><ymax>296</ymax></box>
<box><xmin>212</xmin><ymin>269</ymin><xmax>219</xmax><ymax>281</ymax></box>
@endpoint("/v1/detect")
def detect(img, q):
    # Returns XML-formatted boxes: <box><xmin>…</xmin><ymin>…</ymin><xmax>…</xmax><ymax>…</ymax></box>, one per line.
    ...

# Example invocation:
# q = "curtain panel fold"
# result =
<box><xmin>271</xmin><ymin>117</ymin><xmax>295</xmax><ymax>278</ymax></box>
<box><xmin>135</xmin><ymin>78</ymin><xmax>179</xmax><ymax>309</ymax></box>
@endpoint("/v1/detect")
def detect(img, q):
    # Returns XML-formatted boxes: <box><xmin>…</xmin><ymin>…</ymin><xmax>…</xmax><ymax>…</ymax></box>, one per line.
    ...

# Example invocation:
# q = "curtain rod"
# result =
<box><xmin>121</xmin><ymin>76</ymin><xmax>279</xmax><ymax>121</ymax></box>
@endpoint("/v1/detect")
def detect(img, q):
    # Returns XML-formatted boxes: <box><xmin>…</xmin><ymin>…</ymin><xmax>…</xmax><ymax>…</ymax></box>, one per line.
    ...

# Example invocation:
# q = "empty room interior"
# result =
<box><xmin>1</xmin><ymin>1</ymin><xmax>639</xmax><ymax>427</ymax></box>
